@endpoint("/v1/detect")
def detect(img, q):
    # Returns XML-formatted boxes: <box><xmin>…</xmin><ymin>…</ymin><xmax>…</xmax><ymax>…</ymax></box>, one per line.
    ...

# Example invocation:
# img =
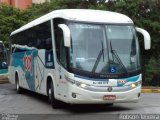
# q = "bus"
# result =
<box><xmin>0</xmin><ymin>41</ymin><xmax>8</xmax><ymax>78</ymax></box>
<box><xmin>9</xmin><ymin>9</ymin><xmax>151</xmax><ymax>108</ymax></box>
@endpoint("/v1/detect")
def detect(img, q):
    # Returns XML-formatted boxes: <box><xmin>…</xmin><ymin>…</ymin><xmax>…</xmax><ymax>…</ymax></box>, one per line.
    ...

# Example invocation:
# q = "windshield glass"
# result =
<box><xmin>106</xmin><ymin>25</ymin><xmax>141</xmax><ymax>73</ymax></box>
<box><xmin>0</xmin><ymin>44</ymin><xmax>7</xmax><ymax>69</ymax></box>
<box><xmin>0</xmin><ymin>52</ymin><xmax>7</xmax><ymax>69</ymax></box>
<box><xmin>0</xmin><ymin>44</ymin><xmax>4</xmax><ymax>52</ymax></box>
<box><xmin>69</xmin><ymin>22</ymin><xmax>141</xmax><ymax>75</ymax></box>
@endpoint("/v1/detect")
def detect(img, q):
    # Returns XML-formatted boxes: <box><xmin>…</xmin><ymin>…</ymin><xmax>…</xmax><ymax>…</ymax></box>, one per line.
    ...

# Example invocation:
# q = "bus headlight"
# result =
<box><xmin>65</xmin><ymin>76</ymin><xmax>90</xmax><ymax>89</ymax></box>
<box><xmin>76</xmin><ymin>82</ymin><xmax>89</xmax><ymax>89</ymax></box>
<box><xmin>130</xmin><ymin>83</ymin><xmax>136</xmax><ymax>88</ymax></box>
<box><xmin>80</xmin><ymin>83</ymin><xmax>87</xmax><ymax>88</ymax></box>
<box><xmin>129</xmin><ymin>80</ymin><xmax>142</xmax><ymax>88</ymax></box>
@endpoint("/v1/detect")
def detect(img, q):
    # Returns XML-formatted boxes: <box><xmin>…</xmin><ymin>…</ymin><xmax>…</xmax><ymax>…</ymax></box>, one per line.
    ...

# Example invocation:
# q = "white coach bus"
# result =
<box><xmin>9</xmin><ymin>9</ymin><xmax>151</xmax><ymax>108</ymax></box>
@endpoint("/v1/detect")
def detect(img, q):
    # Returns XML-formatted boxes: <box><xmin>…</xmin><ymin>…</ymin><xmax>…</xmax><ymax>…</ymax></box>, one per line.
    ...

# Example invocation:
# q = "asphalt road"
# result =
<box><xmin>0</xmin><ymin>83</ymin><xmax>160</xmax><ymax>120</ymax></box>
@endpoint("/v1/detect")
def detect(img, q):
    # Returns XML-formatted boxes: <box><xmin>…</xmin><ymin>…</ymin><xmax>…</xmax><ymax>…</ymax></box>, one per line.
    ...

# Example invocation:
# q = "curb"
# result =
<box><xmin>0</xmin><ymin>75</ymin><xmax>9</xmax><ymax>84</ymax></box>
<box><xmin>0</xmin><ymin>80</ymin><xmax>9</xmax><ymax>84</ymax></box>
<box><xmin>141</xmin><ymin>89</ymin><xmax>160</xmax><ymax>93</ymax></box>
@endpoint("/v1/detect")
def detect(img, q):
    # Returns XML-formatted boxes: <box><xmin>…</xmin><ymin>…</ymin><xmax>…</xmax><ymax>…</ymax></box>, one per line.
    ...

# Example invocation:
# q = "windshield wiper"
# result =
<box><xmin>92</xmin><ymin>40</ymin><xmax>104</xmax><ymax>72</ymax></box>
<box><xmin>110</xmin><ymin>41</ymin><xmax>128</xmax><ymax>73</ymax></box>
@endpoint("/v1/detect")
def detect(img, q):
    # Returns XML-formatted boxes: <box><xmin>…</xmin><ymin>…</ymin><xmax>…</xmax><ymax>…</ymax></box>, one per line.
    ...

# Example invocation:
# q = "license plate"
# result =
<box><xmin>103</xmin><ymin>95</ymin><xmax>116</xmax><ymax>100</ymax></box>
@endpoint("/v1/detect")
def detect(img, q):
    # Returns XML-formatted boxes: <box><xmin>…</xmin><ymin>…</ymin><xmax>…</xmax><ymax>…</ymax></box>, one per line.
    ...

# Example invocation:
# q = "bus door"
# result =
<box><xmin>55</xmin><ymin>27</ymin><xmax>68</xmax><ymax>98</ymax></box>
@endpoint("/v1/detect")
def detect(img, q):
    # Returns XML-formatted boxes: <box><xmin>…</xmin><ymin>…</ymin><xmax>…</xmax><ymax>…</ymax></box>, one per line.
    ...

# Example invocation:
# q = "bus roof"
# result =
<box><xmin>11</xmin><ymin>9</ymin><xmax>133</xmax><ymax>36</ymax></box>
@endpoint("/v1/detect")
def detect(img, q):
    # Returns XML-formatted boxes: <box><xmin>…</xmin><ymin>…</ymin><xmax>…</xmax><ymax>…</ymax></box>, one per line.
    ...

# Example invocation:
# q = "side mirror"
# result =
<box><xmin>58</xmin><ymin>24</ymin><xmax>71</xmax><ymax>47</ymax></box>
<box><xmin>136</xmin><ymin>27</ymin><xmax>151</xmax><ymax>50</ymax></box>
<box><xmin>2</xmin><ymin>62</ymin><xmax>8</xmax><ymax>69</ymax></box>
<box><xmin>7</xmin><ymin>48</ymin><xmax>10</xmax><ymax>54</ymax></box>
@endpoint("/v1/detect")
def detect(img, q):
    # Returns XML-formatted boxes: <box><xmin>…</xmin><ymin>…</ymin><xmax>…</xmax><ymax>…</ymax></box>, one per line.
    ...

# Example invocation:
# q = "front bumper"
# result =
<box><xmin>66</xmin><ymin>84</ymin><xmax>141</xmax><ymax>104</ymax></box>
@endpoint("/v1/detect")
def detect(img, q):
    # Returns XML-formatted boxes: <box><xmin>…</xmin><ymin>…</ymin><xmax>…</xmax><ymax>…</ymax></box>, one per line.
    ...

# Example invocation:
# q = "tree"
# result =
<box><xmin>0</xmin><ymin>4</ymin><xmax>26</xmax><ymax>47</ymax></box>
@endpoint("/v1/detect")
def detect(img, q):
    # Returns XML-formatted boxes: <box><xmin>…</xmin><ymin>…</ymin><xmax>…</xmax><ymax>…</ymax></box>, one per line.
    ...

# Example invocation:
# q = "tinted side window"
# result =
<box><xmin>11</xmin><ymin>21</ymin><xmax>52</xmax><ymax>52</ymax></box>
<box><xmin>33</xmin><ymin>21</ymin><xmax>52</xmax><ymax>50</ymax></box>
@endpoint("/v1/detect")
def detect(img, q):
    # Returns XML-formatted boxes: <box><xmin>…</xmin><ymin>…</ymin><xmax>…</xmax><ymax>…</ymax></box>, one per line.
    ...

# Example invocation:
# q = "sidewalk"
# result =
<box><xmin>0</xmin><ymin>79</ymin><xmax>9</xmax><ymax>84</ymax></box>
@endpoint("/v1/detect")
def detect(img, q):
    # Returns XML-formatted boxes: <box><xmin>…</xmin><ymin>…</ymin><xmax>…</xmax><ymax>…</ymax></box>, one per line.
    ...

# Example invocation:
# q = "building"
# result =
<box><xmin>0</xmin><ymin>0</ymin><xmax>50</xmax><ymax>10</ymax></box>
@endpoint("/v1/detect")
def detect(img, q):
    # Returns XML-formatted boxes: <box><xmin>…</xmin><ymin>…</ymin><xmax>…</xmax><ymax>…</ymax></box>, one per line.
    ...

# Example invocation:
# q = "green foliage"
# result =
<box><xmin>144</xmin><ymin>57</ymin><xmax>160</xmax><ymax>86</ymax></box>
<box><xmin>0</xmin><ymin>4</ymin><xmax>26</xmax><ymax>47</ymax></box>
<box><xmin>0</xmin><ymin>0</ymin><xmax>160</xmax><ymax>86</ymax></box>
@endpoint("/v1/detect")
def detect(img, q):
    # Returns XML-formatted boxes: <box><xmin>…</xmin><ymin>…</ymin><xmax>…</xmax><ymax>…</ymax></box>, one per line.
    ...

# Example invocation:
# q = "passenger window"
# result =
<box><xmin>11</xmin><ymin>21</ymin><xmax>52</xmax><ymax>51</ymax></box>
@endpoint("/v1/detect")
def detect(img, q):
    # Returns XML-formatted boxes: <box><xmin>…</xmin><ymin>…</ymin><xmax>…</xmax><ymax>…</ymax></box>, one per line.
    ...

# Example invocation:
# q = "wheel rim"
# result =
<box><xmin>16</xmin><ymin>83</ymin><xmax>19</xmax><ymax>90</ymax></box>
<box><xmin>16</xmin><ymin>78</ymin><xmax>19</xmax><ymax>91</ymax></box>
<box><xmin>48</xmin><ymin>88</ymin><xmax>52</xmax><ymax>100</ymax></box>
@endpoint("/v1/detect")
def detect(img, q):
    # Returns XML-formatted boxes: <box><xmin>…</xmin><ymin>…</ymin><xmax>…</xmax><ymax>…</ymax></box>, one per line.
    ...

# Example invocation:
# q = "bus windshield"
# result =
<box><xmin>68</xmin><ymin>22</ymin><xmax>141</xmax><ymax>76</ymax></box>
<box><xmin>0</xmin><ymin>43</ymin><xmax>8</xmax><ymax>69</ymax></box>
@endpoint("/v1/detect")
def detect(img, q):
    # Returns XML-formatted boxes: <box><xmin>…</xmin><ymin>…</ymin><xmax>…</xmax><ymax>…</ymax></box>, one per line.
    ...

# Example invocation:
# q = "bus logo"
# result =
<box><xmin>107</xmin><ymin>86</ymin><xmax>113</xmax><ymax>92</ymax></box>
<box><xmin>23</xmin><ymin>53</ymin><xmax>33</xmax><ymax>75</ymax></box>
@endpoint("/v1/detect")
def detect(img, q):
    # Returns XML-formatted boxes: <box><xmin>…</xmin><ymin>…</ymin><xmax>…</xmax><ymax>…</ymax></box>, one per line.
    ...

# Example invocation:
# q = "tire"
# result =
<box><xmin>48</xmin><ymin>81</ymin><xmax>61</xmax><ymax>109</ymax></box>
<box><xmin>106</xmin><ymin>103</ymin><xmax>114</xmax><ymax>106</ymax></box>
<box><xmin>15</xmin><ymin>74</ymin><xmax>23</xmax><ymax>94</ymax></box>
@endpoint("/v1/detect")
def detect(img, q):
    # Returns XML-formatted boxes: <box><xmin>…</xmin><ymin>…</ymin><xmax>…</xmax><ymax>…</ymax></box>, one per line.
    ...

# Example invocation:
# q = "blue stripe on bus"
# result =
<box><xmin>117</xmin><ymin>75</ymin><xmax>140</xmax><ymax>87</ymax></box>
<box><xmin>0</xmin><ymin>69</ymin><xmax>8</xmax><ymax>74</ymax></box>
<box><xmin>126</xmin><ymin>75</ymin><xmax>140</xmax><ymax>82</ymax></box>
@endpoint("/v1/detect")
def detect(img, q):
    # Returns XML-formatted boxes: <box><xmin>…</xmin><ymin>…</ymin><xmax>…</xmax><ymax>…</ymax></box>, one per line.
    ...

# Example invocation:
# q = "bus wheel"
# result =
<box><xmin>15</xmin><ymin>74</ymin><xmax>22</xmax><ymax>94</ymax></box>
<box><xmin>48</xmin><ymin>81</ymin><xmax>61</xmax><ymax>109</ymax></box>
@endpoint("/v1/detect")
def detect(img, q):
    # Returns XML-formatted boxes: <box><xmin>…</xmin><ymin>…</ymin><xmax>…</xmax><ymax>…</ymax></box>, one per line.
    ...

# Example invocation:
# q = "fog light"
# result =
<box><xmin>72</xmin><ymin>93</ymin><xmax>77</xmax><ymax>98</ymax></box>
